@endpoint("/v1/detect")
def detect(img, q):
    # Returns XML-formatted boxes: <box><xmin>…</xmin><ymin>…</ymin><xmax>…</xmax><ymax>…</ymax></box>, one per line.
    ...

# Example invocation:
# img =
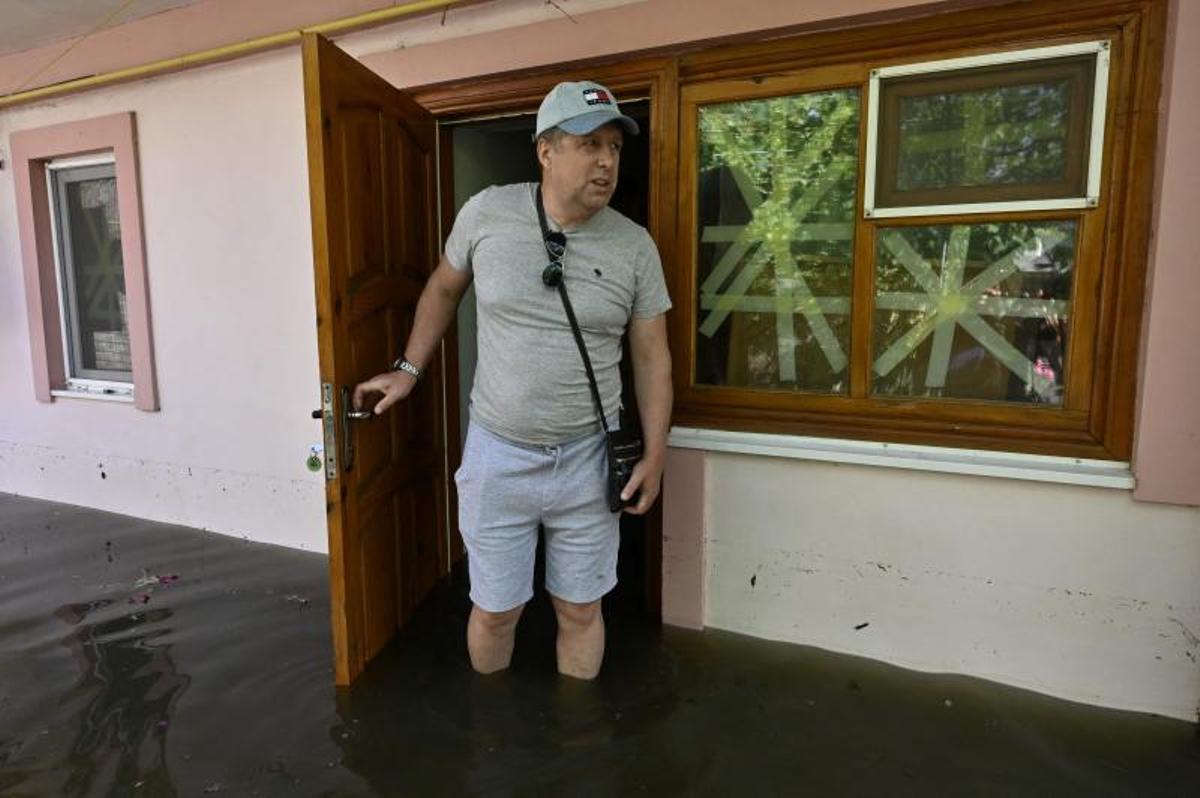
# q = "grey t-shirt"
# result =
<box><xmin>444</xmin><ymin>182</ymin><xmax>671</xmax><ymax>445</ymax></box>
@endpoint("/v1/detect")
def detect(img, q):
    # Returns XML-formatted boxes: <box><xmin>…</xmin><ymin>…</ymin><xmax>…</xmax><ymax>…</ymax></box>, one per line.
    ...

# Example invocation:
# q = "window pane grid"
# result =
<box><xmin>672</xmin><ymin>17</ymin><xmax>1155</xmax><ymax>459</ymax></box>
<box><xmin>690</xmin><ymin>56</ymin><xmax>1095</xmax><ymax>411</ymax></box>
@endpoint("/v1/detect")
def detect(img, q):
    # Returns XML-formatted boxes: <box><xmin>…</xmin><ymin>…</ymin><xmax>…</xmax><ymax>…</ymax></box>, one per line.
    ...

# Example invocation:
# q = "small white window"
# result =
<box><xmin>46</xmin><ymin>154</ymin><xmax>134</xmax><ymax>398</ymax></box>
<box><xmin>864</xmin><ymin>41</ymin><xmax>1111</xmax><ymax>218</ymax></box>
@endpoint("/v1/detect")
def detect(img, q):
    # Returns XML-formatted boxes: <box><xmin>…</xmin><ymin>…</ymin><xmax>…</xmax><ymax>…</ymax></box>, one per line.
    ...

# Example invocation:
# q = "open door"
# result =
<box><xmin>302</xmin><ymin>32</ymin><xmax>447</xmax><ymax>685</ymax></box>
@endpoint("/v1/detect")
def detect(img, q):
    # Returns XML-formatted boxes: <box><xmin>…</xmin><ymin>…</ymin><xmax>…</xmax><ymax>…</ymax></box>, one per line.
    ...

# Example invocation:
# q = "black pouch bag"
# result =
<box><xmin>605</xmin><ymin>409</ymin><xmax>644</xmax><ymax>512</ymax></box>
<box><xmin>536</xmin><ymin>184</ymin><xmax>642</xmax><ymax>512</ymax></box>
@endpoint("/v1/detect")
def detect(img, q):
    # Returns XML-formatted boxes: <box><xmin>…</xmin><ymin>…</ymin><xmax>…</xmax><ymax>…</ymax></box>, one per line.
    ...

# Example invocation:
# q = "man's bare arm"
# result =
<box><xmin>353</xmin><ymin>256</ymin><xmax>472</xmax><ymax>415</ymax></box>
<box><xmin>622</xmin><ymin>313</ymin><xmax>673</xmax><ymax>515</ymax></box>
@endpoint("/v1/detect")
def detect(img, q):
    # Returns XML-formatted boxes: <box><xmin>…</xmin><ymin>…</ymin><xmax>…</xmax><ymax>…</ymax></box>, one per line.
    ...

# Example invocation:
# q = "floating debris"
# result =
<box><xmin>134</xmin><ymin>571</ymin><xmax>179</xmax><ymax>589</ymax></box>
<box><xmin>285</xmin><ymin>594</ymin><xmax>311</xmax><ymax>609</ymax></box>
<box><xmin>126</xmin><ymin>571</ymin><xmax>181</xmax><ymax>605</ymax></box>
<box><xmin>854</xmin><ymin>622</ymin><xmax>870</xmax><ymax>630</ymax></box>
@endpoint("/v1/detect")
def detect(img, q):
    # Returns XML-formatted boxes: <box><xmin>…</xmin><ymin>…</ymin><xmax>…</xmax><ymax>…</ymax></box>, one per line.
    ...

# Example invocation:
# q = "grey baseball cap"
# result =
<box><xmin>535</xmin><ymin>80</ymin><xmax>639</xmax><ymax>139</ymax></box>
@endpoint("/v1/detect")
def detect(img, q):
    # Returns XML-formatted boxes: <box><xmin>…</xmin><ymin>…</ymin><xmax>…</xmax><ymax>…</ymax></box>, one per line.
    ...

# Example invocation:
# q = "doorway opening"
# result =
<box><xmin>443</xmin><ymin>99</ymin><xmax>654</xmax><ymax>614</ymax></box>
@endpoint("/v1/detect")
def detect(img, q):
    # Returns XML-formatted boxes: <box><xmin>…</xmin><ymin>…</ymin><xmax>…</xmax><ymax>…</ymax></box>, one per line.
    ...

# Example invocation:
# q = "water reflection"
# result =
<box><xmin>0</xmin><ymin>497</ymin><xmax>358</xmax><ymax>796</ymax></box>
<box><xmin>2</xmin><ymin>495</ymin><xmax>1196</xmax><ymax>796</ymax></box>
<box><xmin>54</xmin><ymin>601</ymin><xmax>189</xmax><ymax>797</ymax></box>
<box><xmin>329</xmin><ymin>580</ymin><xmax>688</xmax><ymax>796</ymax></box>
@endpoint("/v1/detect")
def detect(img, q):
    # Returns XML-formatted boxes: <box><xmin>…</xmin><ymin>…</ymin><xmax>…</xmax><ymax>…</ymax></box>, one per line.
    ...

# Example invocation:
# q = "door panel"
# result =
<box><xmin>303</xmin><ymin>32</ymin><xmax>447</xmax><ymax>686</ymax></box>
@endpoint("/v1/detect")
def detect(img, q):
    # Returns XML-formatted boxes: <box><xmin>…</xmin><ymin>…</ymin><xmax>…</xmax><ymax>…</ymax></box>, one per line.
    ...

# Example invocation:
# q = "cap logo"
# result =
<box><xmin>582</xmin><ymin>88</ymin><xmax>612</xmax><ymax>106</ymax></box>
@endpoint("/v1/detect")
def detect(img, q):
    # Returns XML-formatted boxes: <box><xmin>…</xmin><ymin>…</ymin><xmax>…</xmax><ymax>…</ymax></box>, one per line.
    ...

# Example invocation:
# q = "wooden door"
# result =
<box><xmin>302</xmin><ymin>32</ymin><xmax>447</xmax><ymax>686</ymax></box>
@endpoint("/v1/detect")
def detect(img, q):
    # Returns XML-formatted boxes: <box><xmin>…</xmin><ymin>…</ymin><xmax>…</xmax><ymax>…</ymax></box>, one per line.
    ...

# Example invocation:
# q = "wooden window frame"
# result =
<box><xmin>11</xmin><ymin>112</ymin><xmax>158</xmax><ymax>410</ymax></box>
<box><xmin>869</xmin><ymin>47</ymin><xmax>1103</xmax><ymax>213</ymax></box>
<box><xmin>407</xmin><ymin>0</ymin><xmax>1165</xmax><ymax>461</ymax></box>
<box><xmin>670</xmin><ymin>0</ymin><xmax>1165</xmax><ymax>460</ymax></box>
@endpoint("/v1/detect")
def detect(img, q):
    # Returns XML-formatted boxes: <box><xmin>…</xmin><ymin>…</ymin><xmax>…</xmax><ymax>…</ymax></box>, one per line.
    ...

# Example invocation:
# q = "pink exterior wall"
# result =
<box><xmin>361</xmin><ymin>0</ymin><xmax>962</xmax><ymax>88</ymax></box>
<box><xmin>0</xmin><ymin>47</ymin><xmax>326</xmax><ymax>551</ymax></box>
<box><xmin>0</xmin><ymin>0</ymin><xmax>961</xmax><ymax>99</ymax></box>
<box><xmin>0</xmin><ymin>0</ymin><xmax>412</xmax><ymax>96</ymax></box>
<box><xmin>661</xmin><ymin>447</ymin><xmax>706</xmax><ymax>629</ymax></box>
<box><xmin>1132</xmin><ymin>0</ymin><xmax>1200</xmax><ymax>507</ymax></box>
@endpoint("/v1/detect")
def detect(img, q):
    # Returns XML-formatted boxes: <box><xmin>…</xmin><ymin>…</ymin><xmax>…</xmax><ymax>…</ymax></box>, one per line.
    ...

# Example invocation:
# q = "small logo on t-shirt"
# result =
<box><xmin>582</xmin><ymin>88</ymin><xmax>612</xmax><ymax>106</ymax></box>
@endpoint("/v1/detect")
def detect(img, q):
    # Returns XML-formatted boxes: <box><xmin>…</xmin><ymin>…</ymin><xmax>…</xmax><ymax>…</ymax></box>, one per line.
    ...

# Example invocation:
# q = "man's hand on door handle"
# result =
<box><xmin>353</xmin><ymin>370</ymin><xmax>418</xmax><ymax>416</ymax></box>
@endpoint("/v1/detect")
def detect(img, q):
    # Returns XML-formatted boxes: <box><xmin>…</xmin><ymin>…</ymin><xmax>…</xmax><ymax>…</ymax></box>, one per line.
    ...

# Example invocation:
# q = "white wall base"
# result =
<box><xmin>0</xmin><ymin>440</ymin><xmax>327</xmax><ymax>552</ymax></box>
<box><xmin>703</xmin><ymin>452</ymin><xmax>1200</xmax><ymax>722</ymax></box>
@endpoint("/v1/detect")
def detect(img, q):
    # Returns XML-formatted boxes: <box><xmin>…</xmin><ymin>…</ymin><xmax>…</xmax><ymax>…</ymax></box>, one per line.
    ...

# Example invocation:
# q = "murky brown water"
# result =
<box><xmin>1</xmin><ymin>493</ymin><xmax>1197</xmax><ymax>797</ymax></box>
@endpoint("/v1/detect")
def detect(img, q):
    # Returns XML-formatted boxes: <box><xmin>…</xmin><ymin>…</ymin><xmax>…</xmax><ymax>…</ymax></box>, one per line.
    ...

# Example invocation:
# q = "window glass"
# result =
<box><xmin>52</xmin><ymin>163</ymin><xmax>131</xmax><ymax>383</ymax></box>
<box><xmin>872</xmin><ymin>221</ymin><xmax>1075</xmax><ymax>404</ymax></box>
<box><xmin>876</xmin><ymin>55</ymin><xmax>1095</xmax><ymax>208</ymax></box>
<box><xmin>695</xmin><ymin>89</ymin><xmax>859</xmax><ymax>392</ymax></box>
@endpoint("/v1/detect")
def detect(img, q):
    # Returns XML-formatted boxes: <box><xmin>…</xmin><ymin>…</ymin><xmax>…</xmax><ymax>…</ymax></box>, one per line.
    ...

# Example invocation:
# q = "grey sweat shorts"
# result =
<box><xmin>455</xmin><ymin>421</ymin><xmax>620</xmax><ymax>613</ymax></box>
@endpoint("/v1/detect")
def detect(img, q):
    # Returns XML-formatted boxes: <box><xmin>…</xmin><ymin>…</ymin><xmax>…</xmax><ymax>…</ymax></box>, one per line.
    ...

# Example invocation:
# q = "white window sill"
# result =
<box><xmin>51</xmin><ymin>389</ymin><xmax>135</xmax><ymax>404</ymax></box>
<box><xmin>667</xmin><ymin>426</ymin><xmax>1134</xmax><ymax>489</ymax></box>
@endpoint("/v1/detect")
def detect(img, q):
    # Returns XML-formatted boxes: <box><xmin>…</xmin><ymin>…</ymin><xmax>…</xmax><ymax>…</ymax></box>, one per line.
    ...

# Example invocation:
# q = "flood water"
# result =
<box><xmin>1</xmin><ymin>493</ymin><xmax>1197</xmax><ymax>797</ymax></box>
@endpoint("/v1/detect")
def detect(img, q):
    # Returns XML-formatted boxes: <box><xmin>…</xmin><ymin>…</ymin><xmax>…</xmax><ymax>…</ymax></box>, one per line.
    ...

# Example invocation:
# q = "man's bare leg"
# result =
<box><xmin>551</xmin><ymin>596</ymin><xmax>604</xmax><ymax>679</ymax></box>
<box><xmin>467</xmin><ymin>603</ymin><xmax>524</xmax><ymax>674</ymax></box>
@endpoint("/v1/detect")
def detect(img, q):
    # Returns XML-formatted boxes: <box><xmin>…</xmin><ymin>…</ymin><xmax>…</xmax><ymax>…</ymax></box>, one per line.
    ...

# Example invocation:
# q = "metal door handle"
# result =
<box><xmin>339</xmin><ymin>386</ymin><xmax>372</xmax><ymax>472</ymax></box>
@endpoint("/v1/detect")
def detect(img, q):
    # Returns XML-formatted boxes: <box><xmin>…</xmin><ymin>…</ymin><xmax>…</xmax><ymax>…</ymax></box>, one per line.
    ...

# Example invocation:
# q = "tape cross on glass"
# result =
<box><xmin>873</xmin><ymin>226</ymin><xmax>1071</xmax><ymax>399</ymax></box>
<box><xmin>698</xmin><ymin>100</ymin><xmax>857</xmax><ymax>382</ymax></box>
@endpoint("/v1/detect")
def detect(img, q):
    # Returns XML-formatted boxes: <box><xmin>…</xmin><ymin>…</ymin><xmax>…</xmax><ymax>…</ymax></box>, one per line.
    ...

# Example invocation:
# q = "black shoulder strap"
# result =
<box><xmin>536</xmin><ymin>184</ymin><xmax>610</xmax><ymax>436</ymax></box>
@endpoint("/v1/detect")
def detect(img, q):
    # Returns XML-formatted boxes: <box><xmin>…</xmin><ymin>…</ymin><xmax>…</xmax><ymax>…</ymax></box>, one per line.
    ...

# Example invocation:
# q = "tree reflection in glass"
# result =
<box><xmin>695</xmin><ymin>89</ymin><xmax>859</xmax><ymax>392</ymax></box>
<box><xmin>897</xmin><ymin>81</ymin><xmax>1072</xmax><ymax>190</ymax></box>
<box><xmin>876</xmin><ymin>55</ymin><xmax>1095</xmax><ymax>206</ymax></box>
<box><xmin>872</xmin><ymin>221</ymin><xmax>1075</xmax><ymax>404</ymax></box>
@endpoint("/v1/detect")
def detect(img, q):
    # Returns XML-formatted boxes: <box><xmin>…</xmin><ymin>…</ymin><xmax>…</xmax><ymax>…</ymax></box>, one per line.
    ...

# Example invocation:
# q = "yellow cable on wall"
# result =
<box><xmin>0</xmin><ymin>0</ymin><xmax>469</xmax><ymax>110</ymax></box>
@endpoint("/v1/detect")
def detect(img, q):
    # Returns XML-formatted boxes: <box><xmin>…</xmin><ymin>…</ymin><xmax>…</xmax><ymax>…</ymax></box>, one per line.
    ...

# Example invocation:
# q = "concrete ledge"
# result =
<box><xmin>668</xmin><ymin>427</ymin><xmax>1135</xmax><ymax>490</ymax></box>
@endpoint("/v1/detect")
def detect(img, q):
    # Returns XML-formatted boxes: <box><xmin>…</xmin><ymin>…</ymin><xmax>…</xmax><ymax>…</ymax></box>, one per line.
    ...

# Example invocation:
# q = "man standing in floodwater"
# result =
<box><xmin>353</xmin><ymin>81</ymin><xmax>673</xmax><ymax>680</ymax></box>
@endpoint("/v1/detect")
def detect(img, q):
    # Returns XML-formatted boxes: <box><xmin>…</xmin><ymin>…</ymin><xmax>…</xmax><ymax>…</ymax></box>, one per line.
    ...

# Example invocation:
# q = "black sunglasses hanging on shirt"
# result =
<box><xmin>542</xmin><ymin>230</ymin><xmax>566</xmax><ymax>288</ymax></box>
<box><xmin>535</xmin><ymin>184</ymin><xmax>643</xmax><ymax>513</ymax></box>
